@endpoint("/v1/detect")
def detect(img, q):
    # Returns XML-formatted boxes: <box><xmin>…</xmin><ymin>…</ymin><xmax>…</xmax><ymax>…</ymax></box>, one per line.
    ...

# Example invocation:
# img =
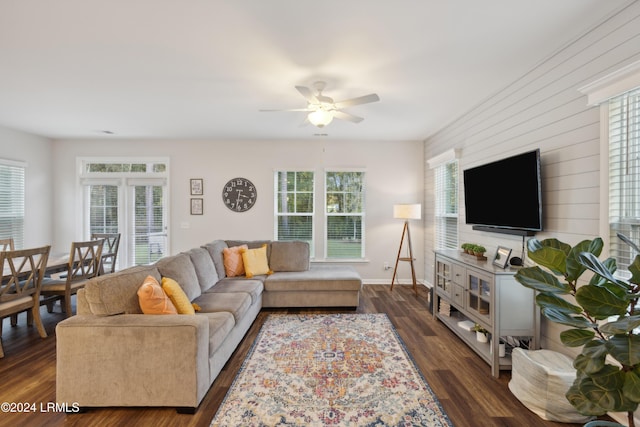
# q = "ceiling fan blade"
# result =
<box><xmin>334</xmin><ymin>93</ymin><xmax>380</xmax><ymax>109</ymax></box>
<box><xmin>333</xmin><ymin>110</ymin><xmax>364</xmax><ymax>123</ymax></box>
<box><xmin>259</xmin><ymin>108</ymin><xmax>312</xmax><ymax>112</ymax></box>
<box><xmin>295</xmin><ymin>85</ymin><xmax>318</xmax><ymax>104</ymax></box>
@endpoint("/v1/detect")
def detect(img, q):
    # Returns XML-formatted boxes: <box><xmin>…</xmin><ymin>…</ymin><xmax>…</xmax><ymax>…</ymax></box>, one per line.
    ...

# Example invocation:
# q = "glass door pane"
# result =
<box><xmin>89</xmin><ymin>185</ymin><xmax>119</xmax><ymax>234</ymax></box>
<box><xmin>129</xmin><ymin>184</ymin><xmax>166</xmax><ymax>265</ymax></box>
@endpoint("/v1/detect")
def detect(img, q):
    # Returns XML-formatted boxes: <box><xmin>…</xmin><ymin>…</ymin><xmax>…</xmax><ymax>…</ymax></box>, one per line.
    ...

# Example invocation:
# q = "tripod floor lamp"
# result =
<box><xmin>391</xmin><ymin>203</ymin><xmax>421</xmax><ymax>296</ymax></box>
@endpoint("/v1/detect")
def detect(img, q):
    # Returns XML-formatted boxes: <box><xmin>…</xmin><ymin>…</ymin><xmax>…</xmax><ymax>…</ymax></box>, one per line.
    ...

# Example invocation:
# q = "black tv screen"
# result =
<box><xmin>463</xmin><ymin>149</ymin><xmax>542</xmax><ymax>231</ymax></box>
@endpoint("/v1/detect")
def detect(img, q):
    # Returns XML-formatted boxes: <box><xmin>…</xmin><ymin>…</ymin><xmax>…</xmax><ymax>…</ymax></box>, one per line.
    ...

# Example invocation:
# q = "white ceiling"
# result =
<box><xmin>0</xmin><ymin>0</ymin><xmax>630</xmax><ymax>141</ymax></box>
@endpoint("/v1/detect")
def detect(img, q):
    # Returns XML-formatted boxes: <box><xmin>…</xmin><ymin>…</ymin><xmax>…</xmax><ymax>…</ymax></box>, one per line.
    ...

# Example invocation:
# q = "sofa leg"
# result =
<box><xmin>176</xmin><ymin>406</ymin><xmax>197</xmax><ymax>414</ymax></box>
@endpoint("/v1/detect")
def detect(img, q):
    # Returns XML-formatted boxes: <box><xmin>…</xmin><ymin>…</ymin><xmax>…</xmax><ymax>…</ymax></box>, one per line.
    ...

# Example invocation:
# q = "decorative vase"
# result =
<box><xmin>476</xmin><ymin>331</ymin><xmax>488</xmax><ymax>343</ymax></box>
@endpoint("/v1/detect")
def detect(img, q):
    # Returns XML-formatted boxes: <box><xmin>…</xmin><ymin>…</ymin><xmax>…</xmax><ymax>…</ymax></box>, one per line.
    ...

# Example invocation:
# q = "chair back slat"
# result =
<box><xmin>0</xmin><ymin>246</ymin><xmax>51</xmax><ymax>302</ymax></box>
<box><xmin>91</xmin><ymin>233</ymin><xmax>120</xmax><ymax>275</ymax></box>
<box><xmin>66</xmin><ymin>240</ymin><xmax>104</xmax><ymax>282</ymax></box>
<box><xmin>0</xmin><ymin>238</ymin><xmax>15</xmax><ymax>252</ymax></box>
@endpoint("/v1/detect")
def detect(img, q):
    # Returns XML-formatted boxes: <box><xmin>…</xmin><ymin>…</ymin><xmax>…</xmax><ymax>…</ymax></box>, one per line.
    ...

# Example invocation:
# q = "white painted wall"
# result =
<box><xmin>0</xmin><ymin>126</ymin><xmax>53</xmax><ymax>248</ymax></box>
<box><xmin>424</xmin><ymin>1</ymin><xmax>640</xmax><ymax>354</ymax></box>
<box><xmin>51</xmin><ymin>138</ymin><xmax>424</xmax><ymax>282</ymax></box>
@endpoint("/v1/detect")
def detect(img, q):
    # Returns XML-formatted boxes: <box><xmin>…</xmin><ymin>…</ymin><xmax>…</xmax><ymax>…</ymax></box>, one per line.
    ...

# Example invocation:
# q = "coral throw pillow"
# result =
<box><xmin>137</xmin><ymin>275</ymin><xmax>178</xmax><ymax>315</ymax></box>
<box><xmin>161</xmin><ymin>277</ymin><xmax>196</xmax><ymax>315</ymax></box>
<box><xmin>223</xmin><ymin>245</ymin><xmax>248</xmax><ymax>277</ymax></box>
<box><xmin>242</xmin><ymin>244</ymin><xmax>273</xmax><ymax>278</ymax></box>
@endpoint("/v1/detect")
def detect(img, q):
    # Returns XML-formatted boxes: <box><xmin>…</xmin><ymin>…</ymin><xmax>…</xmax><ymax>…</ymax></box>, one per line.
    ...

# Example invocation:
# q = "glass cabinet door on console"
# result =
<box><xmin>435</xmin><ymin>258</ymin><xmax>451</xmax><ymax>296</ymax></box>
<box><xmin>466</xmin><ymin>270</ymin><xmax>492</xmax><ymax>325</ymax></box>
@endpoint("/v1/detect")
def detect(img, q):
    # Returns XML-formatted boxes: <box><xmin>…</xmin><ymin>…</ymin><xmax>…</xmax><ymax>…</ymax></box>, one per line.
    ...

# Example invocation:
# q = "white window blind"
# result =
<box><xmin>0</xmin><ymin>160</ymin><xmax>25</xmax><ymax>249</ymax></box>
<box><xmin>609</xmin><ymin>87</ymin><xmax>640</xmax><ymax>270</ymax></box>
<box><xmin>325</xmin><ymin>171</ymin><xmax>365</xmax><ymax>259</ymax></box>
<box><xmin>274</xmin><ymin>171</ymin><xmax>314</xmax><ymax>255</ymax></box>
<box><xmin>434</xmin><ymin>160</ymin><xmax>458</xmax><ymax>250</ymax></box>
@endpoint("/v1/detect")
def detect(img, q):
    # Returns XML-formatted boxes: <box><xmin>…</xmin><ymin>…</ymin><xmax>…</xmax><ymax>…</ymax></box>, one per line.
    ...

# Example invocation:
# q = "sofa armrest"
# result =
<box><xmin>56</xmin><ymin>314</ymin><xmax>210</xmax><ymax>409</ymax></box>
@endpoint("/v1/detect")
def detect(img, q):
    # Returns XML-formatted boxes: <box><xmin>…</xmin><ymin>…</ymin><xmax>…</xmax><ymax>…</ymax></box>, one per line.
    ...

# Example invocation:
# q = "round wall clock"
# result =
<box><xmin>222</xmin><ymin>177</ymin><xmax>257</xmax><ymax>212</ymax></box>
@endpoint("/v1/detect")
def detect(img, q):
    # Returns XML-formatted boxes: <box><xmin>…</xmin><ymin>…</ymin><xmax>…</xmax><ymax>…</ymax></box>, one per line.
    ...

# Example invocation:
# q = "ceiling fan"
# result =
<box><xmin>260</xmin><ymin>81</ymin><xmax>380</xmax><ymax>128</ymax></box>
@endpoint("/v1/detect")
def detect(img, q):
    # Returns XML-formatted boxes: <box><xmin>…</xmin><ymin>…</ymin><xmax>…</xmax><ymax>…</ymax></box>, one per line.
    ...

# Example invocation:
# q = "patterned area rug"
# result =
<box><xmin>211</xmin><ymin>313</ymin><xmax>452</xmax><ymax>426</ymax></box>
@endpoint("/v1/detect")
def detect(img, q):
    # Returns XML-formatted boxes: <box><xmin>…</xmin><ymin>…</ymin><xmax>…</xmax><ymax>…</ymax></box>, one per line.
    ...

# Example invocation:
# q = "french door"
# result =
<box><xmin>85</xmin><ymin>179</ymin><xmax>167</xmax><ymax>268</ymax></box>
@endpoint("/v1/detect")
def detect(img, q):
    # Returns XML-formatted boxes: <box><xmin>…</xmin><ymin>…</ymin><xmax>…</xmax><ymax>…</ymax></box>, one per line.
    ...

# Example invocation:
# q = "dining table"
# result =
<box><xmin>1</xmin><ymin>252</ymin><xmax>70</xmax><ymax>280</ymax></box>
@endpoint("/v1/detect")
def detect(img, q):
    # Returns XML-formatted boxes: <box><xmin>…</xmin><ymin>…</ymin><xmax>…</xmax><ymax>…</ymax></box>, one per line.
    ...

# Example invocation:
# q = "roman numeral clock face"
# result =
<box><xmin>222</xmin><ymin>177</ymin><xmax>256</xmax><ymax>212</ymax></box>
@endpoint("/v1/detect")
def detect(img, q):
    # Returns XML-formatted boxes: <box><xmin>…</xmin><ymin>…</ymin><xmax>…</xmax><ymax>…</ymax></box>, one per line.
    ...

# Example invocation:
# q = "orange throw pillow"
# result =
<box><xmin>137</xmin><ymin>275</ymin><xmax>177</xmax><ymax>315</ymax></box>
<box><xmin>223</xmin><ymin>244</ymin><xmax>248</xmax><ymax>277</ymax></box>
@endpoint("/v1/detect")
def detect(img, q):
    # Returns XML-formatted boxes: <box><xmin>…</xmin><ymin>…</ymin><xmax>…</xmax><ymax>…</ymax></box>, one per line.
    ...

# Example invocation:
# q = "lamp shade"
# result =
<box><xmin>393</xmin><ymin>204</ymin><xmax>421</xmax><ymax>220</ymax></box>
<box><xmin>308</xmin><ymin>109</ymin><xmax>334</xmax><ymax>127</ymax></box>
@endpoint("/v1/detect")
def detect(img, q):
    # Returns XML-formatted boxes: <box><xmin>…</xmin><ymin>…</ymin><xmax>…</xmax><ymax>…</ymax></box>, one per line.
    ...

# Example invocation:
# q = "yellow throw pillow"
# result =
<box><xmin>241</xmin><ymin>244</ymin><xmax>273</xmax><ymax>278</ymax></box>
<box><xmin>161</xmin><ymin>277</ymin><xmax>195</xmax><ymax>315</ymax></box>
<box><xmin>223</xmin><ymin>244</ymin><xmax>248</xmax><ymax>277</ymax></box>
<box><xmin>137</xmin><ymin>275</ymin><xmax>178</xmax><ymax>315</ymax></box>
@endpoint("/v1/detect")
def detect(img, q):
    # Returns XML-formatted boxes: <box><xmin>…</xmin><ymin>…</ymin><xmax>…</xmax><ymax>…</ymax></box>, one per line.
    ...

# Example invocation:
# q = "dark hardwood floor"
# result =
<box><xmin>0</xmin><ymin>285</ymin><xmax>587</xmax><ymax>427</ymax></box>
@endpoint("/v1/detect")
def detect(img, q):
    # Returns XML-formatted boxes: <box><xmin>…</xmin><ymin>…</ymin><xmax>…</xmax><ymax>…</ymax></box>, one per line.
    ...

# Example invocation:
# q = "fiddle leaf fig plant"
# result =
<box><xmin>514</xmin><ymin>235</ymin><xmax>640</xmax><ymax>427</ymax></box>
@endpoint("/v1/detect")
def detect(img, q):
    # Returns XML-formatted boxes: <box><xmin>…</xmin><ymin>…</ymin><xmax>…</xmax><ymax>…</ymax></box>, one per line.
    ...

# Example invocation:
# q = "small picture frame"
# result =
<box><xmin>190</xmin><ymin>198</ymin><xmax>203</xmax><ymax>215</ymax></box>
<box><xmin>190</xmin><ymin>178</ymin><xmax>203</xmax><ymax>195</ymax></box>
<box><xmin>493</xmin><ymin>246</ymin><xmax>512</xmax><ymax>269</ymax></box>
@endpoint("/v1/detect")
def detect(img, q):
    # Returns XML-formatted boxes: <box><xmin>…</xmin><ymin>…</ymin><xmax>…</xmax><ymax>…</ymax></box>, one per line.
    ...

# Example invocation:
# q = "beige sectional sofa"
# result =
<box><xmin>55</xmin><ymin>239</ymin><xmax>362</xmax><ymax>412</ymax></box>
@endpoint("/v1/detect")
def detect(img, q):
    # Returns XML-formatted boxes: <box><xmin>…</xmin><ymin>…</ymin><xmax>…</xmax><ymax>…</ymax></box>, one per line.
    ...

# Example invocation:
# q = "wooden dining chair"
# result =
<box><xmin>40</xmin><ymin>239</ymin><xmax>104</xmax><ymax>318</ymax></box>
<box><xmin>0</xmin><ymin>245</ymin><xmax>51</xmax><ymax>358</ymax></box>
<box><xmin>91</xmin><ymin>233</ymin><xmax>121</xmax><ymax>275</ymax></box>
<box><xmin>0</xmin><ymin>238</ymin><xmax>14</xmax><ymax>252</ymax></box>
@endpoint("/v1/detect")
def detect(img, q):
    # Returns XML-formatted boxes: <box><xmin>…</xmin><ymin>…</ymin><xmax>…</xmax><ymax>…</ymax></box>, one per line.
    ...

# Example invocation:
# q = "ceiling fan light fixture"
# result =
<box><xmin>308</xmin><ymin>109</ymin><xmax>334</xmax><ymax>128</ymax></box>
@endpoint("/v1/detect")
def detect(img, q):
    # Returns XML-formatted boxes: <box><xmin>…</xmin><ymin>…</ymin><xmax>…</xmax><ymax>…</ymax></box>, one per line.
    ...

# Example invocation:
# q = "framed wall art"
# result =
<box><xmin>190</xmin><ymin>178</ymin><xmax>203</xmax><ymax>195</ymax></box>
<box><xmin>190</xmin><ymin>198</ymin><xmax>203</xmax><ymax>215</ymax></box>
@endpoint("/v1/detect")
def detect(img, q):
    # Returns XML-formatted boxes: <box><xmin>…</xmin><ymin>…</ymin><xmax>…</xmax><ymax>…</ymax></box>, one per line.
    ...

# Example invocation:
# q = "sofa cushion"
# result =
<box><xmin>201</xmin><ymin>312</ymin><xmax>236</xmax><ymax>355</ymax></box>
<box><xmin>206</xmin><ymin>278</ymin><xmax>263</xmax><ymax>304</ymax></box>
<box><xmin>185</xmin><ymin>247</ymin><xmax>219</xmax><ymax>292</ymax></box>
<box><xmin>202</xmin><ymin>240</ymin><xmax>228</xmax><ymax>279</ymax></box>
<box><xmin>223</xmin><ymin>245</ymin><xmax>247</xmax><ymax>277</ymax></box>
<box><xmin>156</xmin><ymin>253</ymin><xmax>201</xmax><ymax>301</ymax></box>
<box><xmin>192</xmin><ymin>292</ymin><xmax>252</xmax><ymax>323</ymax></box>
<box><xmin>269</xmin><ymin>241</ymin><xmax>310</xmax><ymax>272</ymax></box>
<box><xmin>162</xmin><ymin>277</ymin><xmax>196</xmax><ymax>314</ymax></box>
<box><xmin>242</xmin><ymin>244</ymin><xmax>272</xmax><ymax>278</ymax></box>
<box><xmin>84</xmin><ymin>265</ymin><xmax>161</xmax><ymax>316</ymax></box>
<box><xmin>264</xmin><ymin>265</ymin><xmax>362</xmax><ymax>292</ymax></box>
<box><xmin>137</xmin><ymin>275</ymin><xmax>177</xmax><ymax>315</ymax></box>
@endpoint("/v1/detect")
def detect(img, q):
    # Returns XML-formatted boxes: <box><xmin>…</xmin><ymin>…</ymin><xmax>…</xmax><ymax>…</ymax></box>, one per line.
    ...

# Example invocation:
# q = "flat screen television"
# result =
<box><xmin>463</xmin><ymin>149</ymin><xmax>542</xmax><ymax>232</ymax></box>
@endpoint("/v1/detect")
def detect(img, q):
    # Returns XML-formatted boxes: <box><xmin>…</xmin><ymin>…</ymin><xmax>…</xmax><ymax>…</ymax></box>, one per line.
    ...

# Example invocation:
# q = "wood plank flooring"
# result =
<box><xmin>0</xmin><ymin>285</ymin><xmax>589</xmax><ymax>427</ymax></box>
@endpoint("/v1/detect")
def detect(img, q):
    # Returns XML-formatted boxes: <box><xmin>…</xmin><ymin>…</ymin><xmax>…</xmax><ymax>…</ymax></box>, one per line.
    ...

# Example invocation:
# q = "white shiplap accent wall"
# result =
<box><xmin>424</xmin><ymin>1</ymin><xmax>640</xmax><ymax>352</ymax></box>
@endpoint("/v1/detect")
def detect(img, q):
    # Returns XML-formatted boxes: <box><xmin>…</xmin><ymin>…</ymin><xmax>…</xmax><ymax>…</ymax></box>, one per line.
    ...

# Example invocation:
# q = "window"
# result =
<box><xmin>325</xmin><ymin>171</ymin><xmax>365</xmax><ymax>259</ymax></box>
<box><xmin>434</xmin><ymin>160</ymin><xmax>458</xmax><ymax>250</ymax></box>
<box><xmin>608</xmin><ymin>87</ymin><xmax>640</xmax><ymax>270</ymax></box>
<box><xmin>0</xmin><ymin>159</ymin><xmax>25</xmax><ymax>248</ymax></box>
<box><xmin>80</xmin><ymin>159</ymin><xmax>168</xmax><ymax>268</ymax></box>
<box><xmin>274</xmin><ymin>171</ymin><xmax>314</xmax><ymax>254</ymax></box>
<box><xmin>428</xmin><ymin>149</ymin><xmax>459</xmax><ymax>250</ymax></box>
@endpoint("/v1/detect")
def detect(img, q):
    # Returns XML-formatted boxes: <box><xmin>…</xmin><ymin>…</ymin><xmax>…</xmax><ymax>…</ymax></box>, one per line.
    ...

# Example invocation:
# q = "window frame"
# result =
<box><xmin>323</xmin><ymin>169</ymin><xmax>366</xmax><ymax>260</ymax></box>
<box><xmin>602</xmin><ymin>87</ymin><xmax>640</xmax><ymax>272</ymax></box>
<box><xmin>579</xmin><ymin>60</ymin><xmax>640</xmax><ymax>270</ymax></box>
<box><xmin>0</xmin><ymin>158</ymin><xmax>26</xmax><ymax>249</ymax></box>
<box><xmin>428</xmin><ymin>149</ymin><xmax>460</xmax><ymax>251</ymax></box>
<box><xmin>273</xmin><ymin>170</ymin><xmax>316</xmax><ymax>257</ymax></box>
<box><xmin>433</xmin><ymin>159</ymin><xmax>459</xmax><ymax>250</ymax></box>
